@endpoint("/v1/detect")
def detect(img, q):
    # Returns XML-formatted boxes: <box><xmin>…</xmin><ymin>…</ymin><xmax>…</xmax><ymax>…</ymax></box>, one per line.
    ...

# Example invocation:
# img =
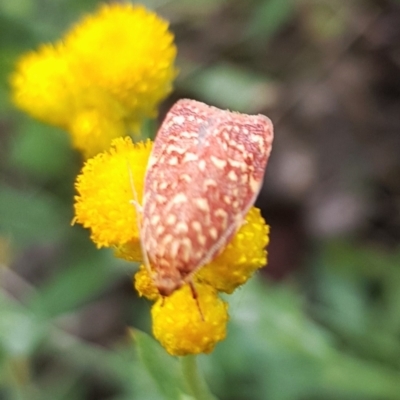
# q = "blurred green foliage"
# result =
<box><xmin>1</xmin><ymin>0</ymin><xmax>400</xmax><ymax>399</ymax></box>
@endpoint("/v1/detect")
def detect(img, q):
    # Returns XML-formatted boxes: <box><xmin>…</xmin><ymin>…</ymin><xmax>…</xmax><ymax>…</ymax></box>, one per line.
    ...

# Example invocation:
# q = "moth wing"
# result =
<box><xmin>146</xmin><ymin>99</ymin><xmax>213</xmax><ymax>171</ymax></box>
<box><xmin>142</xmin><ymin>99</ymin><xmax>273</xmax><ymax>286</ymax></box>
<box><xmin>184</xmin><ymin>112</ymin><xmax>274</xmax><ymax>276</ymax></box>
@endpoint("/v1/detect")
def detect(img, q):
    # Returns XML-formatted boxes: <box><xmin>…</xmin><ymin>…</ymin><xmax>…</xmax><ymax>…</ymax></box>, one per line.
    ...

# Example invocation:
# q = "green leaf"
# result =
<box><xmin>320</xmin><ymin>353</ymin><xmax>400</xmax><ymax>399</ymax></box>
<box><xmin>0</xmin><ymin>292</ymin><xmax>46</xmax><ymax>357</ymax></box>
<box><xmin>245</xmin><ymin>0</ymin><xmax>295</xmax><ymax>40</ymax></box>
<box><xmin>181</xmin><ymin>356</ymin><xmax>217</xmax><ymax>400</ymax></box>
<box><xmin>8</xmin><ymin>120</ymin><xmax>74</xmax><ymax>184</ymax></box>
<box><xmin>207</xmin><ymin>276</ymin><xmax>400</xmax><ymax>400</ymax></box>
<box><xmin>0</xmin><ymin>184</ymin><xmax>69</xmax><ymax>247</ymax></box>
<box><xmin>131</xmin><ymin>329</ymin><xmax>188</xmax><ymax>400</ymax></box>
<box><xmin>27</xmin><ymin>249</ymin><xmax>121</xmax><ymax>319</ymax></box>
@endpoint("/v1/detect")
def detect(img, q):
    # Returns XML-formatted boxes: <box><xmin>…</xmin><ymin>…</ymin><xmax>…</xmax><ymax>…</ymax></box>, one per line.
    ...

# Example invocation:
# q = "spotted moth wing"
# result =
<box><xmin>142</xmin><ymin>99</ymin><xmax>273</xmax><ymax>295</ymax></box>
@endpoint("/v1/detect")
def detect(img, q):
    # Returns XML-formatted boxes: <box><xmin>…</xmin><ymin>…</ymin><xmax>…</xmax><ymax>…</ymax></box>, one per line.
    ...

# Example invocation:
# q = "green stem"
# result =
<box><xmin>181</xmin><ymin>355</ymin><xmax>218</xmax><ymax>400</ymax></box>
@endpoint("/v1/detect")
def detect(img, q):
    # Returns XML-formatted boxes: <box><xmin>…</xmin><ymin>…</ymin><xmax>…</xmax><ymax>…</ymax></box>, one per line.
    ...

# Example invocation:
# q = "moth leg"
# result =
<box><xmin>189</xmin><ymin>280</ymin><xmax>205</xmax><ymax>322</ymax></box>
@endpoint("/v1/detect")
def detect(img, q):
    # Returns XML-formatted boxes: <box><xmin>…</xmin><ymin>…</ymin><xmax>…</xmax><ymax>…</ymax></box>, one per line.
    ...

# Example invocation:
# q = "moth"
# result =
<box><xmin>140</xmin><ymin>99</ymin><xmax>274</xmax><ymax>296</ymax></box>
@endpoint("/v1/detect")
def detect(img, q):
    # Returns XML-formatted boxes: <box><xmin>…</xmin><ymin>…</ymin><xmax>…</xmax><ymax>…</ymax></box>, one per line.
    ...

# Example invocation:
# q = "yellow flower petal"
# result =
<box><xmin>64</xmin><ymin>3</ymin><xmax>177</xmax><ymax>125</ymax></box>
<box><xmin>197</xmin><ymin>207</ymin><xmax>269</xmax><ymax>293</ymax></box>
<box><xmin>73</xmin><ymin>137</ymin><xmax>152</xmax><ymax>248</ymax></box>
<box><xmin>114</xmin><ymin>240</ymin><xmax>143</xmax><ymax>264</ymax></box>
<box><xmin>152</xmin><ymin>284</ymin><xmax>228</xmax><ymax>356</ymax></box>
<box><xmin>70</xmin><ymin>107</ymin><xmax>127</xmax><ymax>159</ymax></box>
<box><xmin>134</xmin><ymin>264</ymin><xmax>160</xmax><ymax>301</ymax></box>
<box><xmin>10</xmin><ymin>3</ymin><xmax>177</xmax><ymax>157</ymax></box>
<box><xmin>10</xmin><ymin>43</ymin><xmax>75</xmax><ymax>127</ymax></box>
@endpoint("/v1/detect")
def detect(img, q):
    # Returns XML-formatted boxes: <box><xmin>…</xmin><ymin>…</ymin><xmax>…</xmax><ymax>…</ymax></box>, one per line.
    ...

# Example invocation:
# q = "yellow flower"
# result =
<box><xmin>134</xmin><ymin>265</ymin><xmax>160</xmax><ymax>301</ymax></box>
<box><xmin>73</xmin><ymin>135</ymin><xmax>270</xmax><ymax>356</ymax></box>
<box><xmin>70</xmin><ymin>106</ymin><xmax>127</xmax><ymax>159</ymax></box>
<box><xmin>10</xmin><ymin>44</ymin><xmax>75</xmax><ymax>127</ymax></box>
<box><xmin>197</xmin><ymin>207</ymin><xmax>269</xmax><ymax>293</ymax></box>
<box><xmin>64</xmin><ymin>2</ymin><xmax>177</xmax><ymax>127</ymax></box>
<box><xmin>10</xmin><ymin>3</ymin><xmax>177</xmax><ymax>157</ymax></box>
<box><xmin>114</xmin><ymin>241</ymin><xmax>144</xmax><ymax>265</ymax></box>
<box><xmin>73</xmin><ymin>137</ymin><xmax>152</xmax><ymax>248</ymax></box>
<box><xmin>151</xmin><ymin>284</ymin><xmax>228</xmax><ymax>356</ymax></box>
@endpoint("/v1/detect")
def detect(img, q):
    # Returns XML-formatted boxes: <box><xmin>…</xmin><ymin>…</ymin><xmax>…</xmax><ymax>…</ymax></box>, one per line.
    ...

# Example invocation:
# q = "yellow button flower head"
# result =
<box><xmin>197</xmin><ymin>207</ymin><xmax>270</xmax><ymax>293</ymax></box>
<box><xmin>74</xmin><ymin>137</ymin><xmax>152</xmax><ymax>249</ymax></box>
<box><xmin>10</xmin><ymin>44</ymin><xmax>75</xmax><ymax>127</ymax></box>
<box><xmin>134</xmin><ymin>265</ymin><xmax>160</xmax><ymax>301</ymax></box>
<box><xmin>65</xmin><ymin>3</ymin><xmax>177</xmax><ymax>123</ymax></box>
<box><xmin>10</xmin><ymin>3</ymin><xmax>177</xmax><ymax>158</ymax></box>
<box><xmin>151</xmin><ymin>284</ymin><xmax>228</xmax><ymax>356</ymax></box>
<box><xmin>69</xmin><ymin>96</ymin><xmax>128</xmax><ymax>159</ymax></box>
<box><xmin>73</xmin><ymin>136</ymin><xmax>270</xmax><ymax>356</ymax></box>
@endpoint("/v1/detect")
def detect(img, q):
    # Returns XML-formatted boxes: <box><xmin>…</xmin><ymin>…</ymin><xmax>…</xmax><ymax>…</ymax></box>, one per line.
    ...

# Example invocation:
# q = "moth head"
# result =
<box><xmin>154</xmin><ymin>271</ymin><xmax>184</xmax><ymax>297</ymax></box>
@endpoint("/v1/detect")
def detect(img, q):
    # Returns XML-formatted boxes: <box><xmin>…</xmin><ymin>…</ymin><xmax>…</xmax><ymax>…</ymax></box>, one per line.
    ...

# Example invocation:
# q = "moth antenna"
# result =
<box><xmin>189</xmin><ymin>281</ymin><xmax>205</xmax><ymax>322</ymax></box>
<box><xmin>126</xmin><ymin>160</ymin><xmax>152</xmax><ymax>275</ymax></box>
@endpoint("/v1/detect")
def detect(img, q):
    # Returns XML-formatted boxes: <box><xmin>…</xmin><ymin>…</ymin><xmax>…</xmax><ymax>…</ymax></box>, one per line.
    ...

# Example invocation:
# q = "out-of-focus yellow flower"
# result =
<box><xmin>197</xmin><ymin>207</ymin><xmax>269</xmax><ymax>293</ymax></box>
<box><xmin>10</xmin><ymin>44</ymin><xmax>75</xmax><ymax>127</ymax></box>
<box><xmin>151</xmin><ymin>284</ymin><xmax>228</xmax><ymax>356</ymax></box>
<box><xmin>73</xmin><ymin>137</ymin><xmax>152</xmax><ymax>248</ymax></box>
<box><xmin>70</xmin><ymin>106</ymin><xmax>127</xmax><ymax>159</ymax></box>
<box><xmin>10</xmin><ymin>3</ymin><xmax>177</xmax><ymax>158</ymax></box>
<box><xmin>64</xmin><ymin>3</ymin><xmax>177</xmax><ymax>124</ymax></box>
